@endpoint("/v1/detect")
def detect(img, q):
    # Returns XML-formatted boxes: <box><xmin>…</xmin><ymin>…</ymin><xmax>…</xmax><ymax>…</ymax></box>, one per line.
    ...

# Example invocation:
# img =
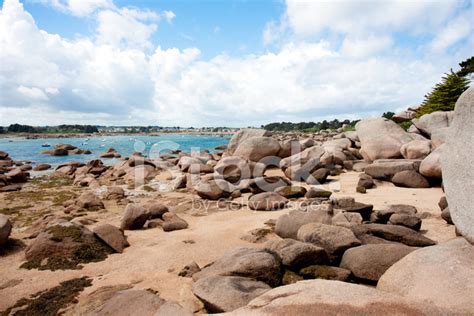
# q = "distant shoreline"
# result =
<box><xmin>0</xmin><ymin>131</ymin><xmax>235</xmax><ymax>140</ymax></box>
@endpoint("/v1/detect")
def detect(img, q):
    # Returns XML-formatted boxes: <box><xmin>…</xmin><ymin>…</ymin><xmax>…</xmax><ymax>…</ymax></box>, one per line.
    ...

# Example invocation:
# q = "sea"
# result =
<box><xmin>0</xmin><ymin>134</ymin><xmax>229</xmax><ymax>168</ymax></box>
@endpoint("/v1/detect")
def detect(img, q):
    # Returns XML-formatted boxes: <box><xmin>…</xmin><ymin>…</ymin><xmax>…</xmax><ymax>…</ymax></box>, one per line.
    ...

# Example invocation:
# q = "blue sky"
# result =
<box><xmin>0</xmin><ymin>0</ymin><xmax>473</xmax><ymax>127</ymax></box>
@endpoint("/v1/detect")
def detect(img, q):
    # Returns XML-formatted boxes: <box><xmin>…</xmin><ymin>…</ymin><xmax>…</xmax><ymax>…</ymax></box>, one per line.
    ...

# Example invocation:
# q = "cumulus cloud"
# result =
<box><xmin>39</xmin><ymin>0</ymin><xmax>114</xmax><ymax>16</ymax></box>
<box><xmin>0</xmin><ymin>0</ymin><xmax>472</xmax><ymax>127</ymax></box>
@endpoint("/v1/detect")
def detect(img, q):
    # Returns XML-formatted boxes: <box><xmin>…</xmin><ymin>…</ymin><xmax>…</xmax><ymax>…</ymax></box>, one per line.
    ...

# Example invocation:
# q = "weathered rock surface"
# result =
<box><xmin>351</xmin><ymin>224</ymin><xmax>436</xmax><ymax>247</ymax></box>
<box><xmin>420</xmin><ymin>144</ymin><xmax>443</xmax><ymax>178</ymax></box>
<box><xmin>192</xmin><ymin>247</ymin><xmax>282</xmax><ymax>287</ymax></box>
<box><xmin>442</xmin><ymin>87</ymin><xmax>474</xmax><ymax>242</ymax></box>
<box><xmin>162</xmin><ymin>213</ymin><xmax>188</xmax><ymax>232</ymax></box>
<box><xmin>120</xmin><ymin>204</ymin><xmax>150</xmax><ymax>230</ymax></box>
<box><xmin>297</xmin><ymin>223</ymin><xmax>361</xmax><ymax>261</ymax></box>
<box><xmin>227</xmin><ymin>129</ymin><xmax>271</xmax><ymax>155</ymax></box>
<box><xmin>0</xmin><ymin>214</ymin><xmax>12</xmax><ymax>247</ymax></box>
<box><xmin>196</xmin><ymin>179</ymin><xmax>233</xmax><ymax>200</ymax></box>
<box><xmin>340</xmin><ymin>244</ymin><xmax>417</xmax><ymax>282</ymax></box>
<box><xmin>248</xmin><ymin>192</ymin><xmax>288</xmax><ymax>211</ymax></box>
<box><xmin>378</xmin><ymin>238</ymin><xmax>474</xmax><ymax>314</ymax></box>
<box><xmin>400</xmin><ymin>140</ymin><xmax>431</xmax><ymax>160</ymax></box>
<box><xmin>389</xmin><ymin>213</ymin><xmax>422</xmax><ymax>231</ymax></box>
<box><xmin>227</xmin><ymin>280</ymin><xmax>448</xmax><ymax>315</ymax></box>
<box><xmin>364</xmin><ymin>159</ymin><xmax>421</xmax><ymax>180</ymax></box>
<box><xmin>355</xmin><ymin>118</ymin><xmax>413</xmax><ymax>161</ymax></box>
<box><xmin>265</xmin><ymin>239</ymin><xmax>329</xmax><ymax>270</ymax></box>
<box><xmin>76</xmin><ymin>192</ymin><xmax>104</xmax><ymax>210</ymax></box>
<box><xmin>93</xmin><ymin>224</ymin><xmax>129</xmax><ymax>253</ymax></box>
<box><xmin>192</xmin><ymin>276</ymin><xmax>271</xmax><ymax>313</ymax></box>
<box><xmin>299</xmin><ymin>265</ymin><xmax>351</xmax><ymax>281</ymax></box>
<box><xmin>275</xmin><ymin>207</ymin><xmax>332</xmax><ymax>239</ymax></box>
<box><xmin>391</xmin><ymin>170</ymin><xmax>430</xmax><ymax>188</ymax></box>
<box><xmin>233</xmin><ymin>136</ymin><xmax>280</xmax><ymax>163</ymax></box>
<box><xmin>412</xmin><ymin>111</ymin><xmax>453</xmax><ymax>137</ymax></box>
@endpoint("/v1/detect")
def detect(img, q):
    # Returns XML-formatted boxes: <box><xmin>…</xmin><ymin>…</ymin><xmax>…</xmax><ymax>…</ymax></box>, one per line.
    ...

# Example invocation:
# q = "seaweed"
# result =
<box><xmin>0</xmin><ymin>277</ymin><xmax>92</xmax><ymax>316</ymax></box>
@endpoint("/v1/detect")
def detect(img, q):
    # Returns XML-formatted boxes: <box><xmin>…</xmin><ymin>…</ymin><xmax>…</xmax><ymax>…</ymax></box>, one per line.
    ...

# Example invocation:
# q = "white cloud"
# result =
<box><xmin>95</xmin><ymin>8</ymin><xmax>158</xmax><ymax>49</ymax></box>
<box><xmin>284</xmin><ymin>0</ymin><xmax>463</xmax><ymax>36</ymax></box>
<box><xmin>162</xmin><ymin>10</ymin><xmax>175</xmax><ymax>23</ymax></box>
<box><xmin>17</xmin><ymin>85</ymin><xmax>49</xmax><ymax>101</ymax></box>
<box><xmin>40</xmin><ymin>0</ymin><xmax>114</xmax><ymax>16</ymax></box>
<box><xmin>0</xmin><ymin>0</ymin><xmax>472</xmax><ymax>127</ymax></box>
<box><xmin>430</xmin><ymin>11</ymin><xmax>473</xmax><ymax>53</ymax></box>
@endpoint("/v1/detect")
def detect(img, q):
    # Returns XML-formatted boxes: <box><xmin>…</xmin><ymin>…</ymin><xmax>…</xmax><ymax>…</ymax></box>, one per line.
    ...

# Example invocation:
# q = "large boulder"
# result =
<box><xmin>297</xmin><ymin>223</ymin><xmax>361</xmax><ymax>261</ymax></box>
<box><xmin>192</xmin><ymin>247</ymin><xmax>282</xmax><ymax>287</ymax></box>
<box><xmin>228</xmin><ymin>279</ymin><xmax>448</xmax><ymax>315</ymax></box>
<box><xmin>400</xmin><ymin>140</ymin><xmax>431</xmax><ymax>159</ymax></box>
<box><xmin>420</xmin><ymin>144</ymin><xmax>443</xmax><ymax>178</ymax></box>
<box><xmin>192</xmin><ymin>276</ymin><xmax>271</xmax><ymax>313</ymax></box>
<box><xmin>442</xmin><ymin>87</ymin><xmax>474</xmax><ymax>242</ymax></box>
<box><xmin>340</xmin><ymin>244</ymin><xmax>417</xmax><ymax>282</ymax></box>
<box><xmin>391</xmin><ymin>170</ymin><xmax>430</xmax><ymax>188</ymax></box>
<box><xmin>364</xmin><ymin>159</ymin><xmax>421</xmax><ymax>180</ymax></box>
<box><xmin>378</xmin><ymin>238</ymin><xmax>474</xmax><ymax>314</ymax></box>
<box><xmin>0</xmin><ymin>214</ymin><xmax>12</xmax><ymax>247</ymax></box>
<box><xmin>412</xmin><ymin>111</ymin><xmax>454</xmax><ymax>137</ymax></box>
<box><xmin>265</xmin><ymin>239</ymin><xmax>329</xmax><ymax>270</ymax></box>
<box><xmin>233</xmin><ymin>136</ymin><xmax>281</xmax><ymax>163</ymax></box>
<box><xmin>24</xmin><ymin>221</ymin><xmax>112</xmax><ymax>269</ymax></box>
<box><xmin>120</xmin><ymin>204</ymin><xmax>150</xmax><ymax>230</ymax></box>
<box><xmin>355</xmin><ymin>118</ymin><xmax>414</xmax><ymax>161</ymax></box>
<box><xmin>196</xmin><ymin>179</ymin><xmax>233</xmax><ymax>200</ymax></box>
<box><xmin>248</xmin><ymin>192</ymin><xmax>288</xmax><ymax>211</ymax></box>
<box><xmin>275</xmin><ymin>206</ymin><xmax>333</xmax><ymax>239</ymax></box>
<box><xmin>76</xmin><ymin>192</ymin><xmax>104</xmax><ymax>210</ymax></box>
<box><xmin>279</xmin><ymin>146</ymin><xmax>325</xmax><ymax>170</ymax></box>
<box><xmin>227</xmin><ymin>129</ymin><xmax>271</xmax><ymax>155</ymax></box>
<box><xmin>214</xmin><ymin>156</ymin><xmax>253</xmax><ymax>182</ymax></box>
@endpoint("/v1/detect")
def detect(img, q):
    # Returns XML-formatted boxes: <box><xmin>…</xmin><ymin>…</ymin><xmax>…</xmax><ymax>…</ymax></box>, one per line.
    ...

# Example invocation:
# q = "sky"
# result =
<box><xmin>0</xmin><ymin>0</ymin><xmax>473</xmax><ymax>127</ymax></box>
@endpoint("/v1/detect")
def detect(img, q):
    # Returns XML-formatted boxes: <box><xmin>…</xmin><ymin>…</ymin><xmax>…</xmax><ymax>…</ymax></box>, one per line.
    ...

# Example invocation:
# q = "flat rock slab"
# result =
<box><xmin>265</xmin><ymin>239</ymin><xmax>329</xmax><ymax>270</ymax></box>
<box><xmin>351</xmin><ymin>224</ymin><xmax>436</xmax><ymax>247</ymax></box>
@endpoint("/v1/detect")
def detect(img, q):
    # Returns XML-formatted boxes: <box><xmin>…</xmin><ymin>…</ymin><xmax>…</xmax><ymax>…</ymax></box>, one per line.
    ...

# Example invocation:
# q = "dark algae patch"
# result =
<box><xmin>1</xmin><ymin>277</ymin><xmax>92</xmax><ymax>316</ymax></box>
<box><xmin>20</xmin><ymin>224</ymin><xmax>114</xmax><ymax>271</ymax></box>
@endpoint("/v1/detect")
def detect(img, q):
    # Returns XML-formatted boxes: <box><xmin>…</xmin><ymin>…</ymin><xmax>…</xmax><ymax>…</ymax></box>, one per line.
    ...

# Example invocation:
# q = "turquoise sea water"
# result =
<box><xmin>0</xmin><ymin>135</ymin><xmax>229</xmax><ymax>167</ymax></box>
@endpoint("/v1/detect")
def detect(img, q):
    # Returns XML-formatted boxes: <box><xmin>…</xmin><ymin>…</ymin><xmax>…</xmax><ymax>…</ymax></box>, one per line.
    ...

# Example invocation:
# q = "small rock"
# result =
<box><xmin>162</xmin><ymin>213</ymin><xmax>188</xmax><ymax>232</ymax></box>
<box><xmin>0</xmin><ymin>214</ymin><xmax>12</xmax><ymax>247</ymax></box>
<box><xmin>389</xmin><ymin>214</ymin><xmax>422</xmax><ymax>231</ymax></box>
<box><xmin>93</xmin><ymin>224</ymin><xmax>129</xmax><ymax>253</ymax></box>
<box><xmin>178</xmin><ymin>261</ymin><xmax>201</xmax><ymax>277</ymax></box>
<box><xmin>248</xmin><ymin>192</ymin><xmax>288</xmax><ymax>211</ymax></box>
<box><xmin>120</xmin><ymin>204</ymin><xmax>150</xmax><ymax>230</ymax></box>
<box><xmin>392</xmin><ymin>170</ymin><xmax>430</xmax><ymax>188</ymax></box>
<box><xmin>265</xmin><ymin>239</ymin><xmax>329</xmax><ymax>270</ymax></box>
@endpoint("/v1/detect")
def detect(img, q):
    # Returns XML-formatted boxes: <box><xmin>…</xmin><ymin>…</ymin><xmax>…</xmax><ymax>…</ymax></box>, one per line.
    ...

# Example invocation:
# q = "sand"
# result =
<box><xmin>0</xmin><ymin>170</ymin><xmax>455</xmax><ymax>313</ymax></box>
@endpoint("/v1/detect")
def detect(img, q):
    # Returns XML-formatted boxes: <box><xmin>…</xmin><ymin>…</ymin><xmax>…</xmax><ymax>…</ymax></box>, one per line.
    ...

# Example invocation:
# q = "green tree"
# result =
<box><xmin>416</xmin><ymin>70</ymin><xmax>470</xmax><ymax>117</ymax></box>
<box><xmin>382</xmin><ymin>111</ymin><xmax>395</xmax><ymax>119</ymax></box>
<box><xmin>457</xmin><ymin>56</ymin><xmax>474</xmax><ymax>77</ymax></box>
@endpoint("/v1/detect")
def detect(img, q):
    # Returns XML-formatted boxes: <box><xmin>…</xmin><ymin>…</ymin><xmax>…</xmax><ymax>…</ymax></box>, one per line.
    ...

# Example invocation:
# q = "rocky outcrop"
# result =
<box><xmin>412</xmin><ymin>111</ymin><xmax>454</xmax><ymax>137</ymax></box>
<box><xmin>228</xmin><ymin>280</ymin><xmax>448</xmax><ymax>315</ymax></box>
<box><xmin>340</xmin><ymin>244</ymin><xmax>417</xmax><ymax>282</ymax></box>
<box><xmin>355</xmin><ymin>118</ymin><xmax>413</xmax><ymax>161</ymax></box>
<box><xmin>233</xmin><ymin>136</ymin><xmax>280</xmax><ymax>163</ymax></box>
<box><xmin>378</xmin><ymin>238</ymin><xmax>474</xmax><ymax>314</ymax></box>
<box><xmin>442</xmin><ymin>87</ymin><xmax>474</xmax><ymax>242</ymax></box>
<box><xmin>226</xmin><ymin>129</ymin><xmax>271</xmax><ymax>155</ymax></box>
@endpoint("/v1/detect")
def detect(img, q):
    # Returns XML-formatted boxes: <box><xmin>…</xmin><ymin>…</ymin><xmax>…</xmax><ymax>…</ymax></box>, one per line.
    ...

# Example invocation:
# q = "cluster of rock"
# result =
<box><xmin>41</xmin><ymin>143</ymin><xmax>92</xmax><ymax>156</ymax></box>
<box><xmin>0</xmin><ymin>151</ymin><xmax>31</xmax><ymax>192</ymax></box>
<box><xmin>100</xmin><ymin>147</ymin><xmax>121</xmax><ymax>158</ymax></box>
<box><xmin>184</xmin><ymin>196</ymin><xmax>437</xmax><ymax>313</ymax></box>
<box><xmin>120</xmin><ymin>202</ymin><xmax>188</xmax><ymax>232</ymax></box>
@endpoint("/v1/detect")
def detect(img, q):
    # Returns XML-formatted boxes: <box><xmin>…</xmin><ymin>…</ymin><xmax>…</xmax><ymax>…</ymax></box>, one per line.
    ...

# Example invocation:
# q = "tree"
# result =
<box><xmin>382</xmin><ymin>111</ymin><xmax>395</xmax><ymax>119</ymax></box>
<box><xmin>457</xmin><ymin>56</ymin><xmax>474</xmax><ymax>78</ymax></box>
<box><xmin>416</xmin><ymin>70</ymin><xmax>470</xmax><ymax>117</ymax></box>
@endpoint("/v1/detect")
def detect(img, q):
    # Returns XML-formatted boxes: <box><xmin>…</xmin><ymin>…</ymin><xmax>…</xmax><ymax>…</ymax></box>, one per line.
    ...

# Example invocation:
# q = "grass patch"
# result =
<box><xmin>0</xmin><ymin>277</ymin><xmax>92</xmax><ymax>316</ymax></box>
<box><xmin>30</xmin><ymin>176</ymin><xmax>73</xmax><ymax>189</ymax></box>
